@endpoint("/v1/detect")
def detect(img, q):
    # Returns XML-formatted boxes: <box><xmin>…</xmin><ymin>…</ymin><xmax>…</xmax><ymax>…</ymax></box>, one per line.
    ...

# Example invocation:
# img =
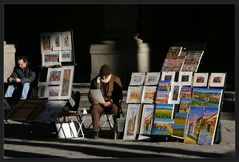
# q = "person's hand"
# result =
<box><xmin>103</xmin><ymin>101</ymin><xmax>111</xmax><ymax>107</ymax></box>
<box><xmin>93</xmin><ymin>101</ymin><xmax>99</xmax><ymax>105</ymax></box>
<box><xmin>8</xmin><ymin>77</ymin><xmax>13</xmax><ymax>83</ymax></box>
<box><xmin>15</xmin><ymin>78</ymin><xmax>21</xmax><ymax>83</ymax></box>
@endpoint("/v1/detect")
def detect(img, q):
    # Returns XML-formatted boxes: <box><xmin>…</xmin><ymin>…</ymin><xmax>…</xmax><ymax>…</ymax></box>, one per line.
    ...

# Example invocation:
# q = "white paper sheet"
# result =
<box><xmin>90</xmin><ymin>89</ymin><xmax>105</xmax><ymax>104</ymax></box>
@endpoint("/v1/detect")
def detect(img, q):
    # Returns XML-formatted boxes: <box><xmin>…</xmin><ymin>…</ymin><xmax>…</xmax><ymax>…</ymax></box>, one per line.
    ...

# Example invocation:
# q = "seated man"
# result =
<box><xmin>4</xmin><ymin>55</ymin><xmax>36</xmax><ymax>100</ymax></box>
<box><xmin>88</xmin><ymin>64</ymin><xmax>123</xmax><ymax>138</ymax></box>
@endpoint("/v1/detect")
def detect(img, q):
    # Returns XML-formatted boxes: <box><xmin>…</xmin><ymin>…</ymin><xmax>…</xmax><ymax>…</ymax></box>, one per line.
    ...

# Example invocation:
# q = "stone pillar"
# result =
<box><xmin>90</xmin><ymin>6</ymin><xmax>150</xmax><ymax>86</ymax></box>
<box><xmin>4</xmin><ymin>41</ymin><xmax>16</xmax><ymax>83</ymax></box>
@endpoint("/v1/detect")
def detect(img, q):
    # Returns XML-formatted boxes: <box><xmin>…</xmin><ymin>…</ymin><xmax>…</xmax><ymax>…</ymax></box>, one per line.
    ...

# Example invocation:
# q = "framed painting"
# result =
<box><xmin>59</xmin><ymin>66</ymin><xmax>74</xmax><ymax>100</ymax></box>
<box><xmin>208</xmin><ymin>73</ymin><xmax>226</xmax><ymax>87</ymax></box>
<box><xmin>59</xmin><ymin>50</ymin><xmax>72</xmax><ymax>62</ymax></box>
<box><xmin>129</xmin><ymin>72</ymin><xmax>145</xmax><ymax>85</ymax></box>
<box><xmin>197</xmin><ymin>107</ymin><xmax>220</xmax><ymax>145</ymax></box>
<box><xmin>161</xmin><ymin>71</ymin><xmax>176</xmax><ymax>82</ymax></box>
<box><xmin>126</xmin><ymin>86</ymin><xmax>143</xmax><ymax>103</ymax></box>
<box><xmin>42</xmin><ymin>51</ymin><xmax>61</xmax><ymax>67</ymax></box>
<box><xmin>62</xmin><ymin>31</ymin><xmax>72</xmax><ymax>51</ymax></box>
<box><xmin>151</xmin><ymin>119</ymin><xmax>174</xmax><ymax>136</ymax></box>
<box><xmin>139</xmin><ymin>104</ymin><xmax>154</xmax><ymax>136</ymax></box>
<box><xmin>48</xmin><ymin>85</ymin><xmax>61</xmax><ymax>100</ymax></box>
<box><xmin>46</xmin><ymin>67</ymin><xmax>63</xmax><ymax>85</ymax></box>
<box><xmin>37</xmin><ymin>82</ymin><xmax>49</xmax><ymax>98</ymax></box>
<box><xmin>179</xmin><ymin>98</ymin><xmax>192</xmax><ymax>113</ymax></box>
<box><xmin>123</xmin><ymin>104</ymin><xmax>141</xmax><ymax>140</ymax></box>
<box><xmin>155</xmin><ymin>91</ymin><xmax>170</xmax><ymax>104</ymax></box>
<box><xmin>169</xmin><ymin>82</ymin><xmax>182</xmax><ymax>104</ymax></box>
<box><xmin>52</xmin><ymin>32</ymin><xmax>62</xmax><ymax>51</ymax></box>
<box><xmin>172</xmin><ymin>112</ymin><xmax>188</xmax><ymax>139</ymax></box>
<box><xmin>178</xmin><ymin>71</ymin><xmax>193</xmax><ymax>86</ymax></box>
<box><xmin>141</xmin><ymin>86</ymin><xmax>157</xmax><ymax>103</ymax></box>
<box><xmin>40</xmin><ymin>32</ymin><xmax>52</xmax><ymax>52</ymax></box>
<box><xmin>144</xmin><ymin>72</ymin><xmax>160</xmax><ymax>85</ymax></box>
<box><xmin>193</xmin><ymin>73</ymin><xmax>209</xmax><ymax>87</ymax></box>
<box><xmin>184</xmin><ymin>106</ymin><xmax>204</xmax><ymax>144</ymax></box>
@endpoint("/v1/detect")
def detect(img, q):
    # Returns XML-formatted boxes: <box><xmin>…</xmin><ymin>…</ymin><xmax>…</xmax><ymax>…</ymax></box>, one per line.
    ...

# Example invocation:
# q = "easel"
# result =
<box><xmin>4</xmin><ymin>99</ymin><xmax>47</xmax><ymax>140</ymax></box>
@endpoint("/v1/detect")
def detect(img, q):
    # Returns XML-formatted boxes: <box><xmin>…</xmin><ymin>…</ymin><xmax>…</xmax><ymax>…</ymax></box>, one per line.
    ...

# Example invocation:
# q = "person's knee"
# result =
<box><xmin>91</xmin><ymin>104</ymin><xmax>100</xmax><ymax>113</ymax></box>
<box><xmin>23</xmin><ymin>83</ymin><xmax>30</xmax><ymax>88</ymax></box>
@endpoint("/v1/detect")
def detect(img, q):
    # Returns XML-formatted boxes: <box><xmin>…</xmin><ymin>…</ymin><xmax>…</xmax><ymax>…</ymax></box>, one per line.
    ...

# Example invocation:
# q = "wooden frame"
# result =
<box><xmin>169</xmin><ymin>82</ymin><xmax>182</xmax><ymax>104</ymax></box>
<box><xmin>126</xmin><ymin>86</ymin><xmax>143</xmax><ymax>103</ymax></box>
<box><xmin>193</xmin><ymin>73</ymin><xmax>209</xmax><ymax>87</ymax></box>
<box><xmin>40</xmin><ymin>32</ymin><xmax>52</xmax><ymax>52</ymax></box>
<box><xmin>46</xmin><ymin>67</ymin><xmax>63</xmax><ymax>85</ymax></box>
<box><xmin>141</xmin><ymin>86</ymin><xmax>157</xmax><ymax>103</ymax></box>
<box><xmin>59</xmin><ymin>65</ymin><xmax>75</xmax><ymax>100</ymax></box>
<box><xmin>62</xmin><ymin>31</ymin><xmax>72</xmax><ymax>51</ymax></box>
<box><xmin>144</xmin><ymin>72</ymin><xmax>160</xmax><ymax>85</ymax></box>
<box><xmin>161</xmin><ymin>71</ymin><xmax>176</xmax><ymax>82</ymax></box>
<box><xmin>52</xmin><ymin>32</ymin><xmax>62</xmax><ymax>51</ymax></box>
<box><xmin>37</xmin><ymin>82</ymin><xmax>49</xmax><ymax>98</ymax></box>
<box><xmin>123</xmin><ymin>104</ymin><xmax>141</xmax><ymax>140</ymax></box>
<box><xmin>42</xmin><ymin>51</ymin><xmax>61</xmax><ymax>67</ymax></box>
<box><xmin>178</xmin><ymin>71</ymin><xmax>193</xmax><ymax>86</ymax></box>
<box><xmin>129</xmin><ymin>72</ymin><xmax>145</xmax><ymax>85</ymax></box>
<box><xmin>139</xmin><ymin>104</ymin><xmax>154</xmax><ymax>136</ymax></box>
<box><xmin>208</xmin><ymin>73</ymin><xmax>226</xmax><ymax>87</ymax></box>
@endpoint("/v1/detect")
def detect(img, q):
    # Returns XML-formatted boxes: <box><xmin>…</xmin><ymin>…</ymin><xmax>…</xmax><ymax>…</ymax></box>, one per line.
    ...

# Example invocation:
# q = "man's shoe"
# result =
<box><xmin>93</xmin><ymin>131</ymin><xmax>99</xmax><ymax>139</ymax></box>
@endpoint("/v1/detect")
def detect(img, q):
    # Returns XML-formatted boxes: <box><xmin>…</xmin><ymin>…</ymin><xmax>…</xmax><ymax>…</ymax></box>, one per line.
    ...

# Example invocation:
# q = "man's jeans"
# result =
<box><xmin>4</xmin><ymin>83</ymin><xmax>30</xmax><ymax>100</ymax></box>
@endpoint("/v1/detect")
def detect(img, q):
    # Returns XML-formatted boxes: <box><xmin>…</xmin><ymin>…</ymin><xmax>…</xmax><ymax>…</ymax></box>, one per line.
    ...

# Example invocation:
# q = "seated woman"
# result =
<box><xmin>88</xmin><ymin>64</ymin><xmax>122</xmax><ymax>138</ymax></box>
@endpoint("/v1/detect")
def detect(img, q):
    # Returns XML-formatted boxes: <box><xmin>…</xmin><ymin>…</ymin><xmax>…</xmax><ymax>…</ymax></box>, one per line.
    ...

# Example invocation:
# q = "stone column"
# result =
<box><xmin>90</xmin><ymin>5</ymin><xmax>150</xmax><ymax>86</ymax></box>
<box><xmin>4</xmin><ymin>41</ymin><xmax>16</xmax><ymax>83</ymax></box>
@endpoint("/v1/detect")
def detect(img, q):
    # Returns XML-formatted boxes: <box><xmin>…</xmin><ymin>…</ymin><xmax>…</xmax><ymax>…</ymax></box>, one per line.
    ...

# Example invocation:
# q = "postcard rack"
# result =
<box><xmin>122</xmin><ymin>43</ymin><xmax>226</xmax><ymax>145</ymax></box>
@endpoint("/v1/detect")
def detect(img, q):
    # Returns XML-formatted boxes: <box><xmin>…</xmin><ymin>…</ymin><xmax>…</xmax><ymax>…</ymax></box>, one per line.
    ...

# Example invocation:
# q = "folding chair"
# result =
<box><xmin>58</xmin><ymin>90</ymin><xmax>87</xmax><ymax>139</ymax></box>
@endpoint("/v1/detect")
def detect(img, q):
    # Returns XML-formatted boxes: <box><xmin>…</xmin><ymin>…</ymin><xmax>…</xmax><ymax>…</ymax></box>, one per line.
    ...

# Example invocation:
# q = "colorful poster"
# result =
<box><xmin>172</xmin><ymin>113</ymin><xmax>188</xmax><ymax>139</ymax></box>
<box><xmin>154</xmin><ymin>104</ymin><xmax>174</xmax><ymax>119</ymax></box>
<box><xmin>184</xmin><ymin>106</ymin><xmax>204</xmax><ymax>144</ymax></box>
<box><xmin>191</xmin><ymin>88</ymin><xmax>223</xmax><ymax>108</ymax></box>
<box><xmin>152</xmin><ymin>119</ymin><xmax>174</xmax><ymax>135</ymax></box>
<box><xmin>155</xmin><ymin>91</ymin><xmax>170</xmax><ymax>104</ymax></box>
<box><xmin>179</xmin><ymin>98</ymin><xmax>192</xmax><ymax>113</ymax></box>
<box><xmin>180</xmin><ymin>86</ymin><xmax>192</xmax><ymax>98</ymax></box>
<box><xmin>197</xmin><ymin>107</ymin><xmax>220</xmax><ymax>145</ymax></box>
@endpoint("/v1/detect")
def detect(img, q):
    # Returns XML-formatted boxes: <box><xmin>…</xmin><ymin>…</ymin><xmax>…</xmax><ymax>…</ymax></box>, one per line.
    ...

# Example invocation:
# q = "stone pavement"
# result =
<box><xmin>3</xmin><ymin>118</ymin><xmax>236</xmax><ymax>159</ymax></box>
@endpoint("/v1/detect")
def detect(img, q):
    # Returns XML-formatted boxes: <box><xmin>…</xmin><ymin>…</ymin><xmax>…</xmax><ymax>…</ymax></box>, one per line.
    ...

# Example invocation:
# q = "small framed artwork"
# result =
<box><xmin>129</xmin><ymin>72</ymin><xmax>145</xmax><ymax>85</ymax></box>
<box><xmin>141</xmin><ymin>86</ymin><xmax>157</xmax><ymax>103</ymax></box>
<box><xmin>126</xmin><ymin>86</ymin><xmax>143</xmax><ymax>103</ymax></box>
<box><xmin>42</xmin><ymin>51</ymin><xmax>61</xmax><ymax>67</ymax></box>
<box><xmin>59</xmin><ymin>66</ymin><xmax>75</xmax><ymax>100</ymax></box>
<box><xmin>169</xmin><ymin>82</ymin><xmax>182</xmax><ymax>104</ymax></box>
<box><xmin>37</xmin><ymin>82</ymin><xmax>49</xmax><ymax>98</ymax></box>
<box><xmin>193</xmin><ymin>73</ymin><xmax>209</xmax><ymax>87</ymax></box>
<box><xmin>158</xmin><ymin>80</ymin><xmax>171</xmax><ymax>91</ymax></box>
<box><xmin>52</xmin><ymin>32</ymin><xmax>62</xmax><ymax>51</ymax></box>
<box><xmin>62</xmin><ymin>31</ymin><xmax>72</xmax><ymax>51</ymax></box>
<box><xmin>123</xmin><ymin>104</ymin><xmax>141</xmax><ymax>140</ymax></box>
<box><xmin>178</xmin><ymin>71</ymin><xmax>193</xmax><ymax>86</ymax></box>
<box><xmin>208</xmin><ymin>73</ymin><xmax>226</xmax><ymax>87</ymax></box>
<box><xmin>161</xmin><ymin>71</ymin><xmax>176</xmax><ymax>82</ymax></box>
<box><xmin>40</xmin><ymin>33</ymin><xmax>52</xmax><ymax>52</ymax></box>
<box><xmin>48</xmin><ymin>86</ymin><xmax>61</xmax><ymax>100</ymax></box>
<box><xmin>144</xmin><ymin>72</ymin><xmax>160</xmax><ymax>85</ymax></box>
<box><xmin>46</xmin><ymin>67</ymin><xmax>63</xmax><ymax>85</ymax></box>
<box><xmin>139</xmin><ymin>104</ymin><xmax>154</xmax><ymax>135</ymax></box>
<box><xmin>59</xmin><ymin>50</ymin><xmax>72</xmax><ymax>62</ymax></box>
<box><xmin>155</xmin><ymin>91</ymin><xmax>171</xmax><ymax>104</ymax></box>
